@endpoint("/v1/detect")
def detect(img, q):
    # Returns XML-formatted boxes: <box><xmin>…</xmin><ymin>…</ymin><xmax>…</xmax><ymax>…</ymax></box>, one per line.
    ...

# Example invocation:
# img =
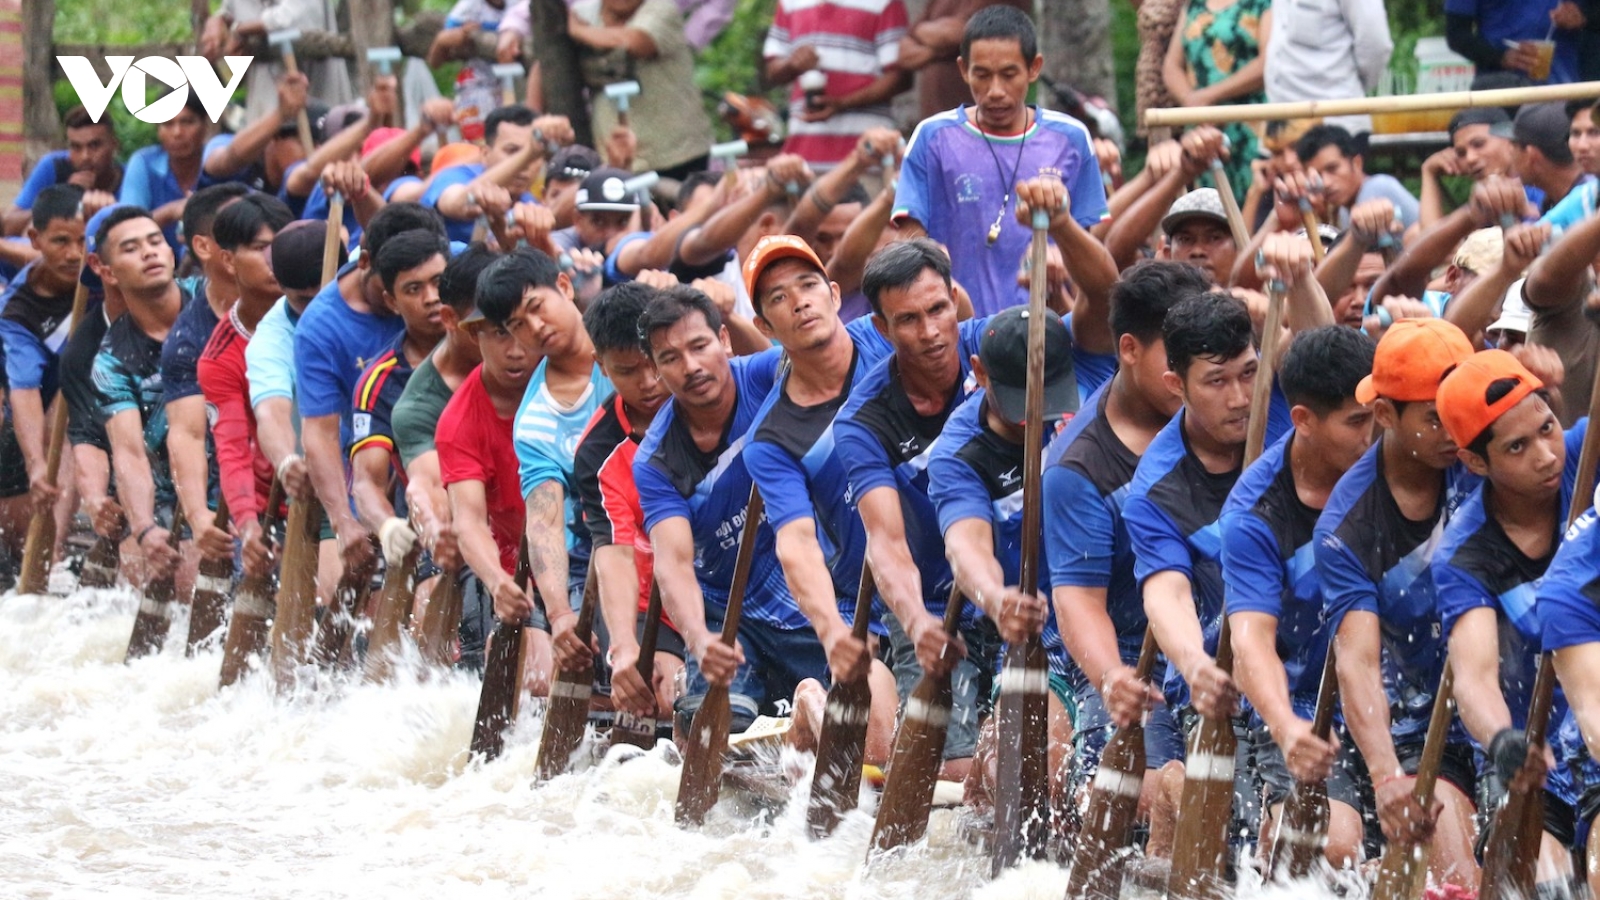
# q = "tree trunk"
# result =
<box><xmin>21</xmin><ymin>0</ymin><xmax>57</xmax><ymax>173</ymax></box>
<box><xmin>345</xmin><ymin>0</ymin><xmax>396</xmax><ymax>90</ymax></box>
<box><xmin>529</xmin><ymin>0</ymin><xmax>592</xmax><ymax>147</ymax></box>
<box><xmin>1040</xmin><ymin>0</ymin><xmax>1114</xmax><ymax>108</ymax></box>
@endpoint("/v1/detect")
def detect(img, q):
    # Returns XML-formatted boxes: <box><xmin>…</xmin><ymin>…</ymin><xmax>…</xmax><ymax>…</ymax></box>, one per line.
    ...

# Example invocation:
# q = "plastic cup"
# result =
<box><xmin>1529</xmin><ymin>40</ymin><xmax>1555</xmax><ymax>82</ymax></box>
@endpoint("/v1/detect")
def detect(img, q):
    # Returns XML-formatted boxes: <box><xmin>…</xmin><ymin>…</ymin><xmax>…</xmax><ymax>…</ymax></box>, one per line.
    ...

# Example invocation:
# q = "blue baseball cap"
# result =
<box><xmin>80</xmin><ymin>202</ymin><xmax>130</xmax><ymax>291</ymax></box>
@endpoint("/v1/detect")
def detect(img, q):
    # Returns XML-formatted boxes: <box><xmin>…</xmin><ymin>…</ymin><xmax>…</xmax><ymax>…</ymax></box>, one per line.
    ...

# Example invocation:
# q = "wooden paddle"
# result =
<box><xmin>417</xmin><ymin>567</ymin><xmax>465</xmax><ymax>668</ymax></box>
<box><xmin>1065</xmin><ymin>630</ymin><xmax>1159</xmax><ymax>900</ymax></box>
<box><xmin>220</xmin><ymin>478</ymin><xmax>286</xmax><ymax>688</ymax></box>
<box><xmin>1299</xmin><ymin>199</ymin><xmax>1327</xmax><ymax>264</ymax></box>
<box><xmin>806</xmin><ymin>560</ymin><xmax>878</xmax><ymax>838</ymax></box>
<box><xmin>1479</xmin><ymin>348</ymin><xmax>1600</xmax><ymax>900</ymax></box>
<box><xmin>1371</xmin><ymin>660</ymin><xmax>1456</xmax><ymax>900</ymax></box>
<box><xmin>362</xmin><ymin>543</ymin><xmax>420</xmax><ymax>683</ymax></box>
<box><xmin>1265</xmin><ymin>647</ymin><xmax>1339</xmax><ymax>880</ymax></box>
<box><xmin>469</xmin><ymin>539</ymin><xmax>533</xmax><ymax>761</ymax></box>
<box><xmin>868</xmin><ymin>585</ymin><xmax>965</xmax><ymax>854</ymax></box>
<box><xmin>314</xmin><ymin>546</ymin><xmax>375</xmax><ymax>671</ymax></box>
<box><xmin>78</xmin><ymin>532</ymin><xmax>122</xmax><ymax>589</ymax></box>
<box><xmin>989</xmin><ymin>207</ymin><xmax>1054</xmax><ymax>876</ymax></box>
<box><xmin>268</xmin><ymin>496</ymin><xmax>325</xmax><ymax>689</ymax></box>
<box><xmin>676</xmin><ymin>485</ymin><xmax>765</xmax><ymax>828</ymax></box>
<box><xmin>185</xmin><ymin>494</ymin><xmax>233</xmax><ymax>654</ymax></box>
<box><xmin>609</xmin><ymin>579</ymin><xmax>667</xmax><ymax>751</ymax></box>
<box><xmin>321</xmin><ymin>193</ymin><xmax>346</xmax><ymax>285</ymax></box>
<box><xmin>18</xmin><ymin>278</ymin><xmax>93</xmax><ymax>596</ymax></box>
<box><xmin>535</xmin><ymin>558</ymin><xmax>600</xmax><ymax>782</ymax></box>
<box><xmin>124</xmin><ymin>507</ymin><xmax>187</xmax><ymax>662</ymax></box>
<box><xmin>1167</xmin><ymin>278</ymin><xmax>1287</xmax><ymax>900</ymax></box>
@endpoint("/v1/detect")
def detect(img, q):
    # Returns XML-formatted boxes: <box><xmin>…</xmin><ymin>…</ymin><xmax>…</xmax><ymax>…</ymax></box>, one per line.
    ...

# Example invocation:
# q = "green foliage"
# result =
<box><xmin>693</xmin><ymin>0</ymin><xmax>783</xmax><ymax>140</ymax></box>
<box><xmin>56</xmin><ymin>0</ymin><xmax>197</xmax><ymax>45</ymax></box>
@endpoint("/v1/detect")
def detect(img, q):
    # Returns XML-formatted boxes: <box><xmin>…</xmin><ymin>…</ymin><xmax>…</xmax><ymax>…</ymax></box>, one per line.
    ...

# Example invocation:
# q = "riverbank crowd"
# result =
<box><xmin>11</xmin><ymin>1</ymin><xmax>1600</xmax><ymax>897</ymax></box>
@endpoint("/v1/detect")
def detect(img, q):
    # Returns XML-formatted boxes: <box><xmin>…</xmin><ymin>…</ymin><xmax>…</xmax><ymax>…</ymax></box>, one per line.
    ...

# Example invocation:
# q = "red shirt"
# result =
<box><xmin>198</xmin><ymin>313</ymin><xmax>274</xmax><ymax>523</ymax></box>
<box><xmin>437</xmin><ymin>365</ymin><xmax>524</xmax><ymax>577</ymax></box>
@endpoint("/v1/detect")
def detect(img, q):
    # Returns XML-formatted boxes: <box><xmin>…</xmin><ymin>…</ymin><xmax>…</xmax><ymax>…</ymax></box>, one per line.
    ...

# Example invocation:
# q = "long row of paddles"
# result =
<box><xmin>95</xmin><ymin>478</ymin><xmax>1527</xmax><ymax>900</ymax></box>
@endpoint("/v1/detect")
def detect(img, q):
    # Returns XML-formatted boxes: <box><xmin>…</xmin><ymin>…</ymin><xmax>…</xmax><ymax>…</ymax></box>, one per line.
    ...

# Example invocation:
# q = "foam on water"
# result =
<box><xmin>0</xmin><ymin>591</ymin><xmax>1346</xmax><ymax>899</ymax></box>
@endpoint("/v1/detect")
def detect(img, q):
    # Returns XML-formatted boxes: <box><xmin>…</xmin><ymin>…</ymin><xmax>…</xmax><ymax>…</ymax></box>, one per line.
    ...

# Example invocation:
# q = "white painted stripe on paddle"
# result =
<box><xmin>139</xmin><ymin>598</ymin><xmax>171</xmax><ymax>617</ymax></box>
<box><xmin>1185</xmin><ymin>751</ymin><xmax>1235</xmax><ymax>782</ymax></box>
<box><xmin>905</xmin><ymin>697</ymin><xmax>950</xmax><ymax>726</ymax></box>
<box><xmin>235</xmin><ymin>591</ymin><xmax>273</xmax><ymax>619</ymax></box>
<box><xmin>196</xmin><ymin>574</ymin><xmax>232</xmax><ymax>595</ymax></box>
<box><xmin>998</xmin><ymin>667</ymin><xmax>1049</xmax><ymax>696</ymax></box>
<box><xmin>550</xmin><ymin>680</ymin><xmax>590</xmax><ymax>700</ymax></box>
<box><xmin>1091</xmin><ymin>767</ymin><xmax>1144</xmax><ymax>799</ymax></box>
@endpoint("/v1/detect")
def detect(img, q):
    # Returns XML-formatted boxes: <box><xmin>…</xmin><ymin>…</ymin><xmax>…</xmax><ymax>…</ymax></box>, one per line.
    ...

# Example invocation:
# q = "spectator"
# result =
<box><xmin>1419</xmin><ymin>108</ymin><xmax>1527</xmax><ymax>229</ymax></box>
<box><xmin>118</xmin><ymin>92</ymin><xmax>222</xmax><ymax>251</ymax></box>
<box><xmin>895</xmin><ymin>0</ymin><xmax>1031</xmax><ymax>120</ymax></box>
<box><xmin>761</xmin><ymin>0</ymin><xmax>909</xmax><ymax>169</ymax></box>
<box><xmin>1569</xmin><ymin>98</ymin><xmax>1600</xmax><ymax>175</ymax></box>
<box><xmin>1445</xmin><ymin>0</ymin><xmax>1585</xmax><ymax>86</ymax></box>
<box><xmin>568</xmin><ymin>0</ymin><xmax>714</xmax><ymax>179</ymax></box>
<box><xmin>200</xmin><ymin>0</ymin><xmax>354</xmax><ymax>124</ymax></box>
<box><xmin>1263</xmin><ymin>0</ymin><xmax>1391</xmax><ymax>135</ymax></box>
<box><xmin>428</xmin><ymin>0</ymin><xmax>514</xmax><ymax>142</ymax></box>
<box><xmin>1513</xmin><ymin>102</ymin><xmax>1591</xmax><ymax>215</ymax></box>
<box><xmin>4</xmin><ymin>107</ymin><xmax>121</xmax><ymax>237</ymax></box>
<box><xmin>1163</xmin><ymin>0</ymin><xmax>1272</xmax><ymax>204</ymax></box>
<box><xmin>1295</xmin><ymin>124</ymin><xmax>1420</xmax><ymax>231</ymax></box>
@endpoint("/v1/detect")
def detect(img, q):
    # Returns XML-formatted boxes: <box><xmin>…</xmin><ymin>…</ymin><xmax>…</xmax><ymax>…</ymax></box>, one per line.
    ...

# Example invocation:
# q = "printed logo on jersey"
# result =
<box><xmin>955</xmin><ymin>174</ymin><xmax>983</xmax><ymax>204</ymax></box>
<box><xmin>205</xmin><ymin>402</ymin><xmax>219</xmax><ymax>429</ymax></box>
<box><xmin>352</xmin><ymin>413</ymin><xmax>372</xmax><ymax>440</ymax></box>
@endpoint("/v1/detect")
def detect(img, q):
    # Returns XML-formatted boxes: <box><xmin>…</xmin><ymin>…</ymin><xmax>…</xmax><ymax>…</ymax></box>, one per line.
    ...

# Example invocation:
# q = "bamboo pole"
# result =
<box><xmin>1145</xmin><ymin>81</ymin><xmax>1600</xmax><ymax>129</ymax></box>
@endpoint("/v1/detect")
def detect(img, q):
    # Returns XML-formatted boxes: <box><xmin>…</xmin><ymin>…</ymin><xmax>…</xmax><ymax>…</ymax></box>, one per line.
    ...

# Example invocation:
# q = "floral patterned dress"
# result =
<box><xmin>1178</xmin><ymin>0</ymin><xmax>1269</xmax><ymax>204</ymax></box>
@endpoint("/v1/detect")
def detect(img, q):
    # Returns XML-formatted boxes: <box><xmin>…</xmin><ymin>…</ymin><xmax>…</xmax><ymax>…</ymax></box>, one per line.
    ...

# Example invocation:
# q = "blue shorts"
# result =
<box><xmin>674</xmin><ymin>615</ymin><xmax>829</xmax><ymax>735</ymax></box>
<box><xmin>884</xmin><ymin>610</ymin><xmax>1001</xmax><ymax>760</ymax></box>
<box><xmin>1070</xmin><ymin>678</ymin><xmax>1186</xmax><ymax>794</ymax></box>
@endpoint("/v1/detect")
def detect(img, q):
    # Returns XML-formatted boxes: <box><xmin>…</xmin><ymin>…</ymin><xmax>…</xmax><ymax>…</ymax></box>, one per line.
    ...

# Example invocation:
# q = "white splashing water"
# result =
<box><xmin>1</xmin><ymin>591</ymin><xmax>1346</xmax><ymax>899</ymax></box>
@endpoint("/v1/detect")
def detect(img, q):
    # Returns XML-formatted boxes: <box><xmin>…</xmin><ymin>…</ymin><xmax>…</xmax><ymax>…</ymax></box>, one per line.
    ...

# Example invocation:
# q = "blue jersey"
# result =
<box><xmin>1541</xmin><ymin>507</ymin><xmax>1600</xmax><ymax>656</ymax></box>
<box><xmin>833</xmin><ymin>317</ymin><xmax>989</xmax><ymax>626</ymax></box>
<box><xmin>292</xmin><ymin>267</ymin><xmax>406</xmax><ymax>451</ymax></box>
<box><xmin>1221</xmin><ymin>431</ymin><xmax>1328</xmax><ymax>721</ymax></box>
<box><xmin>635</xmin><ymin>348</ymin><xmax>808</xmax><ymax>631</ymax></box>
<box><xmin>744</xmin><ymin>317</ymin><xmax>892</xmax><ymax>625</ymax></box>
<box><xmin>1124</xmin><ymin>402</ymin><xmax>1290</xmax><ymax>709</ymax></box>
<box><xmin>419</xmin><ymin>163</ymin><xmax>536</xmax><ymax>244</ymax></box>
<box><xmin>1316</xmin><ymin>440</ymin><xmax>1479</xmax><ymax>745</ymax></box>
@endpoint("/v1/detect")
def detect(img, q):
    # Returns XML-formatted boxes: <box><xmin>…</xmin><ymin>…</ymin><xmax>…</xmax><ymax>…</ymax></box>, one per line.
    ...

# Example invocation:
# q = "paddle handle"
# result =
<box><xmin>1566</xmin><ymin>346</ymin><xmax>1600</xmax><ymax>530</ymax></box>
<box><xmin>636</xmin><ymin>578</ymin><xmax>664</xmax><ymax>685</ymax></box>
<box><xmin>716</xmin><ymin>485</ymin><xmax>764</xmax><ymax>647</ymax></box>
<box><xmin>1299</xmin><ymin>199</ymin><xmax>1326</xmax><ymax>264</ymax></box>
<box><xmin>1245</xmin><ymin>283</ymin><xmax>1288</xmax><ymax>466</ymax></box>
<box><xmin>850</xmin><ymin>559</ymin><xmax>875</xmax><ymax>643</ymax></box>
<box><xmin>320</xmin><ymin>193</ymin><xmax>345</xmax><ymax>286</ymax></box>
<box><xmin>1308</xmin><ymin>646</ymin><xmax>1339</xmax><ymax>739</ymax></box>
<box><xmin>1133</xmin><ymin>627</ymin><xmax>1159</xmax><ymax>682</ymax></box>
<box><xmin>1411</xmin><ymin>658</ymin><xmax>1455</xmax><ymax>805</ymax></box>
<box><xmin>939</xmin><ymin>583</ymin><xmax>964</xmax><ymax>634</ymax></box>
<box><xmin>1018</xmin><ymin>209</ymin><xmax>1050</xmax><ymax>594</ymax></box>
<box><xmin>1209</xmin><ymin>159</ymin><xmax>1252</xmax><ymax>253</ymax></box>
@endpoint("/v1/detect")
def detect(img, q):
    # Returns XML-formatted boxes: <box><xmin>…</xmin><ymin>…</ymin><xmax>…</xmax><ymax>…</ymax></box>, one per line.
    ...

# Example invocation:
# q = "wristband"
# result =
<box><xmin>1376</xmin><ymin>306</ymin><xmax>1394</xmax><ymax>328</ymax></box>
<box><xmin>276</xmin><ymin>453</ymin><xmax>303</xmax><ymax>482</ymax></box>
<box><xmin>807</xmin><ymin>187</ymin><xmax>836</xmax><ymax>215</ymax></box>
<box><xmin>136</xmin><ymin>524</ymin><xmax>158</xmax><ymax>546</ymax></box>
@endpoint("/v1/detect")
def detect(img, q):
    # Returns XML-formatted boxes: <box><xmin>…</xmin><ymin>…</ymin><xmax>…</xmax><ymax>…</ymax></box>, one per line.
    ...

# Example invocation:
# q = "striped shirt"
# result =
<box><xmin>347</xmin><ymin>331</ymin><xmax>414</xmax><ymax>472</ymax></box>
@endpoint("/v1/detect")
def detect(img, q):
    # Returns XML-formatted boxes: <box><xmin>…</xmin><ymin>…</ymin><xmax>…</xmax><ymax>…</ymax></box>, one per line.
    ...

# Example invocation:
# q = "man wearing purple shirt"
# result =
<box><xmin>893</xmin><ymin>5</ymin><xmax>1109</xmax><ymax>317</ymax></box>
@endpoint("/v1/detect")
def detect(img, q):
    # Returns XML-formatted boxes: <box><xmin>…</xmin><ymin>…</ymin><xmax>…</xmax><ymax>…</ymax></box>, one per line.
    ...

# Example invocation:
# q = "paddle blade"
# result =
<box><xmin>1266</xmin><ymin>780</ymin><xmax>1328</xmax><ymax>881</ymax></box>
<box><xmin>269</xmin><ymin>499</ymin><xmax>324</xmax><ymax>690</ymax></box>
<box><xmin>220</xmin><ymin>573</ymin><xmax>275</xmax><ymax>688</ymax></box>
<box><xmin>1372</xmin><ymin>837</ymin><xmax>1430</xmax><ymax>900</ymax></box>
<box><xmin>417</xmin><ymin>572</ymin><xmax>464</xmax><ymax>668</ymax></box>
<box><xmin>806</xmin><ymin>674</ymin><xmax>873</xmax><ymax>838</ymax></box>
<box><xmin>535</xmin><ymin>667</ymin><xmax>595</xmax><ymax>782</ymax></box>
<box><xmin>315</xmin><ymin>566</ymin><xmax>372</xmax><ymax>671</ymax></box>
<box><xmin>79</xmin><ymin>534</ymin><xmax>121</xmax><ymax>589</ymax></box>
<box><xmin>188</xmin><ymin>559</ymin><xmax>234</xmax><ymax>655</ymax></box>
<box><xmin>124</xmin><ymin>588</ymin><xmax>175</xmax><ymax>662</ymax></box>
<box><xmin>676</xmin><ymin>685</ymin><xmax>733</xmax><ymax>827</ymax></box>
<box><xmin>363</xmin><ymin>548</ymin><xmax>418</xmax><ymax>684</ymax></box>
<box><xmin>16</xmin><ymin>505</ymin><xmax>56</xmax><ymax>596</ymax></box>
<box><xmin>1065</xmin><ymin>723</ymin><xmax>1146</xmax><ymax>900</ymax></box>
<box><xmin>870</xmin><ymin>672</ymin><xmax>955</xmax><ymax>854</ymax></box>
<box><xmin>471</xmin><ymin>618</ymin><xmax>526</xmax><ymax>760</ymax></box>
<box><xmin>1166</xmin><ymin>717</ymin><xmax>1238</xmax><ymax>900</ymax></box>
<box><xmin>990</xmin><ymin>637</ymin><xmax>1052</xmax><ymax>875</ymax></box>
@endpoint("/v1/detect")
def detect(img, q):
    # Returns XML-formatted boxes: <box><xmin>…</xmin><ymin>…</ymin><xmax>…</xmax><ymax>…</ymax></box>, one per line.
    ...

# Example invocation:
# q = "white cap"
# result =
<box><xmin>1488</xmin><ymin>279</ymin><xmax>1531</xmax><ymax>336</ymax></box>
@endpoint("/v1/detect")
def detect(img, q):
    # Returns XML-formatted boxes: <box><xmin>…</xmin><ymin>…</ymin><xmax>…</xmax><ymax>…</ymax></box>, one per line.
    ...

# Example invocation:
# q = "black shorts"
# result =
<box><xmin>0</xmin><ymin>418</ymin><xmax>29</xmax><ymax>499</ymax></box>
<box><xmin>639</xmin><ymin>610</ymin><xmax>686</xmax><ymax>660</ymax></box>
<box><xmin>1397</xmin><ymin>740</ymin><xmax>1478</xmax><ymax>801</ymax></box>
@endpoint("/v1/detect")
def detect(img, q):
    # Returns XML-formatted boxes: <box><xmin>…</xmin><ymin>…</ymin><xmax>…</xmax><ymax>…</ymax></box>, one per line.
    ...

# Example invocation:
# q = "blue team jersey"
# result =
<box><xmin>1316</xmin><ymin>440</ymin><xmax>1479</xmax><ymax>745</ymax></box>
<box><xmin>743</xmin><ymin>316</ymin><xmax>892</xmax><ymax>626</ymax></box>
<box><xmin>1541</xmin><ymin>507</ymin><xmax>1600</xmax><ymax>656</ymax></box>
<box><xmin>420</xmin><ymin>163</ymin><xmax>537</xmax><ymax>244</ymax></box>
<box><xmin>1124</xmin><ymin>401</ymin><xmax>1290</xmax><ymax>709</ymax></box>
<box><xmin>635</xmin><ymin>348</ymin><xmax>809</xmax><ymax>630</ymax></box>
<box><xmin>833</xmin><ymin>317</ymin><xmax>989</xmax><ymax>626</ymax></box>
<box><xmin>291</xmin><ymin>265</ymin><xmax>406</xmax><ymax>450</ymax></box>
<box><xmin>1221</xmin><ymin>431</ymin><xmax>1329</xmax><ymax>721</ymax></box>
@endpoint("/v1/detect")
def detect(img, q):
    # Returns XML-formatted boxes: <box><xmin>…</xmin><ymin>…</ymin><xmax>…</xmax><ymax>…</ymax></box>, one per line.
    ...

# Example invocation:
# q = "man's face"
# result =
<box><xmin>475</xmin><ymin>319</ymin><xmax>534</xmax><ymax>385</ymax></box>
<box><xmin>1297</xmin><ymin>397</ymin><xmax>1375</xmax><ymax>475</ymax></box>
<box><xmin>1470</xmin><ymin>392</ymin><xmax>1565</xmax><ymax>497</ymax></box>
<box><xmin>1453</xmin><ymin>124</ymin><xmax>1516</xmax><ymax>179</ymax></box>
<box><xmin>574</xmin><ymin>209</ymin><xmax>632</xmax><ymax>251</ymax></box>
<box><xmin>958</xmin><ymin>38</ymin><xmax>1041</xmax><ymax>133</ymax></box>
<box><xmin>1119</xmin><ymin>333</ymin><xmax>1183</xmax><ymax>418</ymax></box>
<box><xmin>158</xmin><ymin>108</ymin><xmax>208</xmax><ymax>159</ymax></box>
<box><xmin>754</xmin><ymin>258</ymin><xmax>842</xmax><ymax>352</ymax></box>
<box><xmin>812</xmin><ymin>203</ymin><xmax>860</xmax><ymax>266</ymax></box>
<box><xmin>101</xmin><ymin>216</ymin><xmax>175</xmax><ymax>294</ymax></box>
<box><xmin>598</xmin><ymin>345</ymin><xmax>667</xmax><ymax>415</ymax></box>
<box><xmin>66</xmin><ymin>124</ymin><xmax>117</xmax><ymax>177</ymax></box>
<box><xmin>509</xmin><ymin>281</ymin><xmax>582</xmax><ymax>357</ymax></box>
<box><xmin>224</xmin><ymin>225</ymin><xmax>281</xmax><ymax>301</ymax></box>
<box><xmin>874</xmin><ymin>268</ymin><xmax>960</xmax><ymax>387</ymax></box>
<box><xmin>1166</xmin><ymin>218</ymin><xmax>1236</xmax><ymax>284</ymax></box>
<box><xmin>29</xmin><ymin>216</ymin><xmax>86</xmax><ymax>288</ymax></box>
<box><xmin>486</xmin><ymin>121</ymin><xmax>539</xmax><ymax>189</ymax></box>
<box><xmin>1332</xmin><ymin>253</ymin><xmax>1386</xmax><ymax>328</ymax></box>
<box><xmin>1572</xmin><ymin>108</ymin><xmax>1600</xmax><ymax>174</ymax></box>
<box><xmin>1307</xmin><ymin>145</ymin><xmax>1363</xmax><ymax>209</ymax></box>
<box><xmin>1174</xmin><ymin>349</ymin><xmax>1257</xmax><ymax>447</ymax></box>
<box><xmin>544</xmin><ymin>177</ymin><xmax>583</xmax><ymax>229</ymax></box>
<box><xmin>384</xmin><ymin>253</ymin><xmax>448</xmax><ymax>342</ymax></box>
<box><xmin>648</xmin><ymin>310</ymin><xmax>733</xmax><ymax>410</ymax></box>
<box><xmin>1383</xmin><ymin>398</ymin><xmax>1458</xmax><ymax>470</ymax></box>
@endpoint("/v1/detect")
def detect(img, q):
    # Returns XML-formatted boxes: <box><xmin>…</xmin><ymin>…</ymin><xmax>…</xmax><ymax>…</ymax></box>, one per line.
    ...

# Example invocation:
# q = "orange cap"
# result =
<box><xmin>1435</xmin><ymin>349</ymin><xmax>1543</xmax><ymax>448</ymax></box>
<box><xmin>742</xmin><ymin>234</ymin><xmax>825</xmax><ymax>310</ymax></box>
<box><xmin>1356</xmin><ymin>318</ymin><xmax>1474</xmax><ymax>405</ymax></box>
<box><xmin>429</xmin><ymin>142</ymin><xmax>482</xmax><ymax>176</ymax></box>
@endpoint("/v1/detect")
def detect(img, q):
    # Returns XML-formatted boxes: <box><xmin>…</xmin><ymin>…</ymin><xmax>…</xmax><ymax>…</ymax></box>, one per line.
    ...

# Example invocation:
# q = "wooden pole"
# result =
<box><xmin>1146</xmin><ymin>81</ymin><xmax>1600</xmax><ymax>129</ymax></box>
<box><xmin>220</xmin><ymin>478</ymin><xmax>286</xmax><ymax>688</ymax></box>
<box><xmin>185</xmin><ymin>494</ymin><xmax>233</xmax><ymax>653</ymax></box>
<box><xmin>805</xmin><ymin>561</ymin><xmax>877</xmax><ymax>838</ymax></box>
<box><xmin>1265</xmin><ymin>647</ymin><xmax>1339</xmax><ymax>880</ymax></box>
<box><xmin>417</xmin><ymin>568</ymin><xmax>463</xmax><ymax>667</ymax></box>
<box><xmin>470</xmin><ymin>539</ymin><xmax>534</xmax><ymax>761</ymax></box>
<box><xmin>321</xmin><ymin>194</ymin><xmax>345</xmax><ymax>284</ymax></box>
<box><xmin>314</xmin><ymin>547</ymin><xmax>374</xmax><ymax>671</ymax></box>
<box><xmin>124</xmin><ymin>507</ymin><xmax>187</xmax><ymax>662</ymax></box>
<box><xmin>268</xmin><ymin>497</ymin><xmax>324</xmax><ymax>689</ymax></box>
<box><xmin>363</xmin><ymin>544</ymin><xmax>419</xmax><ymax>683</ymax></box>
<box><xmin>534</xmin><ymin>558</ymin><xmax>600</xmax><ymax>782</ymax></box>
<box><xmin>991</xmin><ymin>208</ymin><xmax>1055</xmax><ymax>875</ymax></box>
<box><xmin>1371</xmin><ymin>661</ymin><xmax>1456</xmax><ymax>900</ymax></box>
<box><xmin>78</xmin><ymin>533</ymin><xmax>121</xmax><ymax>589</ymax></box>
<box><xmin>609</xmin><ymin>579</ymin><xmax>666</xmax><ymax>751</ymax></box>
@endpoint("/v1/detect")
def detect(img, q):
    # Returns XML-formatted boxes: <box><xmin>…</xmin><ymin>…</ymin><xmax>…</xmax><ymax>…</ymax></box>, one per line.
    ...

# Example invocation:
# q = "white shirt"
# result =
<box><xmin>1264</xmin><ymin>0</ymin><xmax>1393</xmax><ymax>133</ymax></box>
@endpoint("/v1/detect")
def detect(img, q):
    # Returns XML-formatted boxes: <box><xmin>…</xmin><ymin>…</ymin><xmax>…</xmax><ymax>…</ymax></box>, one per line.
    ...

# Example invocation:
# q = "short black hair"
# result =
<box><xmin>180</xmin><ymin>90</ymin><xmax>209</xmax><ymax>121</ymax></box>
<box><xmin>62</xmin><ymin>105</ymin><xmax>114</xmax><ymax>134</ymax></box>
<box><xmin>678</xmin><ymin>171</ymin><xmax>719</xmax><ymax>211</ymax></box>
<box><xmin>212</xmin><ymin>193</ymin><xmax>294</xmax><ymax>253</ymax></box>
<box><xmin>1565</xmin><ymin>98</ymin><xmax>1598</xmax><ymax>123</ymax></box>
<box><xmin>361</xmin><ymin>201</ymin><xmax>446</xmax><ymax>262</ymax></box>
<box><xmin>638</xmin><ymin>284</ymin><xmax>723</xmax><ymax>358</ymax></box>
<box><xmin>1163</xmin><ymin>291</ymin><xmax>1253</xmax><ymax>377</ymax></box>
<box><xmin>32</xmin><ymin>184</ymin><xmax>84</xmax><ymax>232</ymax></box>
<box><xmin>1278</xmin><ymin>325</ymin><xmax>1374</xmax><ymax>416</ymax></box>
<box><xmin>860</xmin><ymin>238</ymin><xmax>951</xmax><ymax>318</ymax></box>
<box><xmin>838</xmin><ymin>183</ymin><xmax>871</xmax><ymax>206</ymax></box>
<box><xmin>960</xmin><ymin>5</ymin><xmax>1037</xmax><ymax>63</ymax></box>
<box><xmin>484</xmin><ymin>104</ymin><xmax>536</xmax><ymax>147</ymax></box>
<box><xmin>476</xmin><ymin>246</ymin><xmax>562</xmax><ymax>326</ymax></box>
<box><xmin>1465</xmin><ymin>381</ymin><xmax>1554</xmax><ymax>458</ymax></box>
<box><xmin>585</xmin><ymin>282</ymin><xmax>659</xmax><ymax>356</ymax></box>
<box><xmin>439</xmin><ymin>242</ymin><xmax>498</xmax><ymax>314</ymax></box>
<box><xmin>94</xmin><ymin>205</ymin><xmax>156</xmax><ymax>258</ymax></box>
<box><xmin>182</xmin><ymin>182</ymin><xmax>251</xmax><ymax>252</ymax></box>
<box><xmin>1110</xmin><ymin>260</ymin><xmax>1212</xmax><ymax>344</ymax></box>
<box><xmin>1449</xmin><ymin>107</ymin><xmax>1512</xmax><ymax>140</ymax></box>
<box><xmin>1295</xmin><ymin>124</ymin><xmax>1360</xmax><ymax>165</ymax></box>
<box><xmin>376</xmin><ymin>229</ymin><xmax>449</xmax><ymax>294</ymax></box>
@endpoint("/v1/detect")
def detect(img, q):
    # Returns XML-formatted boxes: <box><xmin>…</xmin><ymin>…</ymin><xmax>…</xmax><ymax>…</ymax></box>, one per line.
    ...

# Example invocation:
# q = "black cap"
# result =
<box><xmin>269</xmin><ymin>220</ymin><xmax>328</xmax><ymax>292</ymax></box>
<box><xmin>1514</xmin><ymin>102</ymin><xmax>1575</xmax><ymax>165</ymax></box>
<box><xmin>575</xmin><ymin>167</ymin><xmax>639</xmax><ymax>212</ymax></box>
<box><xmin>547</xmin><ymin>144</ymin><xmax>602</xmax><ymax>183</ymax></box>
<box><xmin>979</xmin><ymin>306</ymin><xmax>1080</xmax><ymax>426</ymax></box>
<box><xmin>276</xmin><ymin>99</ymin><xmax>332</xmax><ymax>144</ymax></box>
